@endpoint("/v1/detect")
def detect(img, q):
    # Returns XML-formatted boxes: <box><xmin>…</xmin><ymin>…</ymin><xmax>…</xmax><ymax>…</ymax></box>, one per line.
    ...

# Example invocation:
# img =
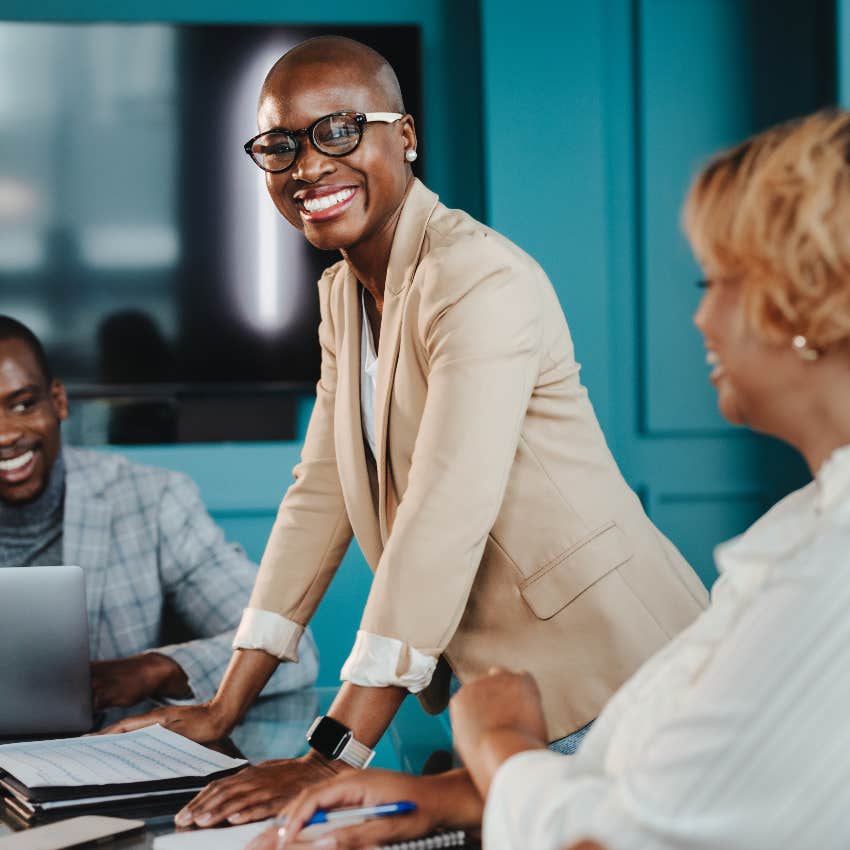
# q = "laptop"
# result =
<box><xmin>0</xmin><ymin>566</ymin><xmax>93</xmax><ymax>736</ymax></box>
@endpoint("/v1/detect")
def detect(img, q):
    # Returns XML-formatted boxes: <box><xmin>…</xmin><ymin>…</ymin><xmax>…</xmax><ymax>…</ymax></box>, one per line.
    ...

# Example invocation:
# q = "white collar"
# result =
<box><xmin>716</xmin><ymin>443</ymin><xmax>850</xmax><ymax>575</ymax></box>
<box><xmin>814</xmin><ymin>443</ymin><xmax>850</xmax><ymax>515</ymax></box>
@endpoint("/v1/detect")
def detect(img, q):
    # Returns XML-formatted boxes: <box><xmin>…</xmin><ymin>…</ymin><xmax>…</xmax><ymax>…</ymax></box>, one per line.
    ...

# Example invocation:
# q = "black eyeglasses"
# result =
<box><xmin>243</xmin><ymin>111</ymin><xmax>403</xmax><ymax>173</ymax></box>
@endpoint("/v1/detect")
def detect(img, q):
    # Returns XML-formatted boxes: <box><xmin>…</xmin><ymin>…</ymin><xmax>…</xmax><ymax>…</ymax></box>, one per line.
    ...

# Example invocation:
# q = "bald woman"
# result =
<box><xmin>108</xmin><ymin>37</ymin><xmax>706</xmax><ymax>826</ymax></box>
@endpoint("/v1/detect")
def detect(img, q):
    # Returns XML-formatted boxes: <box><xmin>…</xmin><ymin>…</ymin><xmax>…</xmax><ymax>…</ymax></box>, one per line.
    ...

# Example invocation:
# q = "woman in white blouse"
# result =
<box><xmin>274</xmin><ymin>108</ymin><xmax>850</xmax><ymax>850</ymax></box>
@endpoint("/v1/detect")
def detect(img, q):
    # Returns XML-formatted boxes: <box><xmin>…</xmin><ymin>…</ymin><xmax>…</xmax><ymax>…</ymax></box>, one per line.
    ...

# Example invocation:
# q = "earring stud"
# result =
<box><xmin>792</xmin><ymin>334</ymin><xmax>820</xmax><ymax>361</ymax></box>
<box><xmin>405</xmin><ymin>149</ymin><xmax>418</xmax><ymax>163</ymax></box>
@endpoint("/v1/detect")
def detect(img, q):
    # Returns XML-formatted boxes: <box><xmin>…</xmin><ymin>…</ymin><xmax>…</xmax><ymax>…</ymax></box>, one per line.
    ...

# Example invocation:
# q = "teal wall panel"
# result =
<box><xmin>480</xmin><ymin>0</ymin><xmax>826</xmax><ymax>587</ymax></box>
<box><xmin>640</xmin><ymin>0</ymin><xmax>836</xmax><ymax>435</ymax></box>
<box><xmin>480</xmin><ymin>0</ymin><xmax>614</xmax><ymax>434</ymax></box>
<box><xmin>841</xmin><ymin>0</ymin><xmax>850</xmax><ymax>104</ymax></box>
<box><xmin>640</xmin><ymin>0</ymin><xmax>752</xmax><ymax>435</ymax></box>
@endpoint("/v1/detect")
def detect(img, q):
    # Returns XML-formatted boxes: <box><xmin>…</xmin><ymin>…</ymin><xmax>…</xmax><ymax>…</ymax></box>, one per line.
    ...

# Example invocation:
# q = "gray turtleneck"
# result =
<box><xmin>0</xmin><ymin>450</ymin><xmax>65</xmax><ymax>567</ymax></box>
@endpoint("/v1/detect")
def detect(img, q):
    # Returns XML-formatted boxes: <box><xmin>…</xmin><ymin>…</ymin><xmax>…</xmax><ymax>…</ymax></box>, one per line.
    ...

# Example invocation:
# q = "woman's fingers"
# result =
<box><xmin>280</xmin><ymin>776</ymin><xmax>369</xmax><ymax>845</ymax></box>
<box><xmin>180</xmin><ymin>774</ymin><xmax>272</xmax><ymax>826</ymax></box>
<box><xmin>177</xmin><ymin>758</ymin><xmax>334</xmax><ymax>828</ymax></box>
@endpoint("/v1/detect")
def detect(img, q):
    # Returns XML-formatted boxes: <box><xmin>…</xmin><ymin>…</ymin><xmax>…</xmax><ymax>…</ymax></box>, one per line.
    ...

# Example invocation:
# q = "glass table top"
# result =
<box><xmin>0</xmin><ymin>687</ymin><xmax>454</xmax><ymax>846</ymax></box>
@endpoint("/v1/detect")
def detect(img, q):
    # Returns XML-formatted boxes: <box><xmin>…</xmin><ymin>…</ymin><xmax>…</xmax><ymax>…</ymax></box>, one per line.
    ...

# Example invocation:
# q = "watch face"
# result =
<box><xmin>307</xmin><ymin>715</ymin><xmax>351</xmax><ymax>759</ymax></box>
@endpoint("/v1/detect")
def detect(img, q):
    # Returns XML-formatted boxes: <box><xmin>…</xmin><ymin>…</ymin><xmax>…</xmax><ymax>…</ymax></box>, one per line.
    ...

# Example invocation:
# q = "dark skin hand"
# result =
<box><xmin>97</xmin><ymin>648</ymin><xmax>279</xmax><ymax>739</ymax></box>
<box><xmin>252</xmin><ymin>768</ymin><xmax>482</xmax><ymax>850</ymax></box>
<box><xmin>174</xmin><ymin>682</ymin><xmax>407</xmax><ymax>827</ymax></box>
<box><xmin>90</xmin><ymin>653</ymin><xmax>191</xmax><ymax>711</ymax></box>
<box><xmin>267</xmin><ymin>670</ymin><xmax>546</xmax><ymax>849</ymax></box>
<box><xmin>181</xmin><ymin>753</ymin><xmax>345</xmax><ymax>828</ymax></box>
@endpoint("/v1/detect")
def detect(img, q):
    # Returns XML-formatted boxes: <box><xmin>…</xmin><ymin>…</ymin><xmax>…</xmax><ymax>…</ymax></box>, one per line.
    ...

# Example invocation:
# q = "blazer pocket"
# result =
<box><xmin>519</xmin><ymin>521</ymin><xmax>633</xmax><ymax>620</ymax></box>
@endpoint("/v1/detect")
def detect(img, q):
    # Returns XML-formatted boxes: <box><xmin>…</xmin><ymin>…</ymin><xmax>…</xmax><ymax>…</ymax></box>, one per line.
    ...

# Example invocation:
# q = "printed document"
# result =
<box><xmin>0</xmin><ymin>724</ymin><xmax>246</xmax><ymax>789</ymax></box>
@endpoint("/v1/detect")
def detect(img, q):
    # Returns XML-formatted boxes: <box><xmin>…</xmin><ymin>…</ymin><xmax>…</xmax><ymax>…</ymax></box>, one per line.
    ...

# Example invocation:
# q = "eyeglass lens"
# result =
<box><xmin>249</xmin><ymin>113</ymin><xmax>362</xmax><ymax>172</ymax></box>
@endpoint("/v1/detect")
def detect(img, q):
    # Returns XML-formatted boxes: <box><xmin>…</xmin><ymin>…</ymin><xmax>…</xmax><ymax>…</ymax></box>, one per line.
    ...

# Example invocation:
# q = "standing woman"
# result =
<box><xmin>277</xmin><ymin>109</ymin><xmax>850</xmax><ymax>850</ymax></box>
<box><xmin>110</xmin><ymin>36</ymin><xmax>706</xmax><ymax>825</ymax></box>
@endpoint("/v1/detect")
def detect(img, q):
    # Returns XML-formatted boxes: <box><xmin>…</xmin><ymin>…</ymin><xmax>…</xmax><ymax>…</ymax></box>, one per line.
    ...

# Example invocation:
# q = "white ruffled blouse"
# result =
<box><xmin>484</xmin><ymin>444</ymin><xmax>850</xmax><ymax>850</ymax></box>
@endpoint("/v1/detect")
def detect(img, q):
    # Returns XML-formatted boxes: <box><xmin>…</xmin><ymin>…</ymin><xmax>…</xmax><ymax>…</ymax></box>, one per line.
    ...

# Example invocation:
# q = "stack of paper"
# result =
<box><xmin>0</xmin><ymin>725</ymin><xmax>246</xmax><ymax>823</ymax></box>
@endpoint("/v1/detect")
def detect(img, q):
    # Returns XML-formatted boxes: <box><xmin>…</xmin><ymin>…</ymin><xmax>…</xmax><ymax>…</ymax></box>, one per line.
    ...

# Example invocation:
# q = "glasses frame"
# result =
<box><xmin>243</xmin><ymin>111</ymin><xmax>403</xmax><ymax>174</ymax></box>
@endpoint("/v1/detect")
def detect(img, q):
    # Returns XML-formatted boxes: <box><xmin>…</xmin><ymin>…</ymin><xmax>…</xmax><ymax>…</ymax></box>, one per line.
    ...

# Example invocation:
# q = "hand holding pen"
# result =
<box><xmin>276</xmin><ymin>801</ymin><xmax>416</xmax><ymax>847</ymax></box>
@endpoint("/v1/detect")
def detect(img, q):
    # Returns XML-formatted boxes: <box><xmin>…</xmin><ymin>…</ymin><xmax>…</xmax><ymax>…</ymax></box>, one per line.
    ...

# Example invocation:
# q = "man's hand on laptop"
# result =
<box><xmin>90</xmin><ymin>653</ymin><xmax>191</xmax><ymax>711</ymax></box>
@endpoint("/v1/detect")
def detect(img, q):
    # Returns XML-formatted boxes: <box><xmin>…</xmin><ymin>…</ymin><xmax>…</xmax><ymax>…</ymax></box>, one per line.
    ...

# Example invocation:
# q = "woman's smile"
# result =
<box><xmin>295</xmin><ymin>185</ymin><xmax>359</xmax><ymax>222</ymax></box>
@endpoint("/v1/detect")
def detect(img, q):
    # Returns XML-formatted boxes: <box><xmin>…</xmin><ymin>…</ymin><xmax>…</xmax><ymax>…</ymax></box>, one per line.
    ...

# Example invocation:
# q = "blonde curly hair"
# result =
<box><xmin>683</xmin><ymin>109</ymin><xmax>850</xmax><ymax>351</ymax></box>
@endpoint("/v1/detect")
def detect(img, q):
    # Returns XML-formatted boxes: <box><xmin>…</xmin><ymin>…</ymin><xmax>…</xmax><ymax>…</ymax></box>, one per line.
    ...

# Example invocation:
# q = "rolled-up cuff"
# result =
<box><xmin>232</xmin><ymin>607</ymin><xmax>304</xmax><ymax>662</ymax></box>
<box><xmin>340</xmin><ymin>630</ymin><xmax>438</xmax><ymax>693</ymax></box>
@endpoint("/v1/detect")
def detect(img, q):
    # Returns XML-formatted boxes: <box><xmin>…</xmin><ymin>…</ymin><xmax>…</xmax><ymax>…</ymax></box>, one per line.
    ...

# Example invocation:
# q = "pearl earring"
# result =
<box><xmin>405</xmin><ymin>149</ymin><xmax>418</xmax><ymax>163</ymax></box>
<box><xmin>792</xmin><ymin>334</ymin><xmax>820</xmax><ymax>361</ymax></box>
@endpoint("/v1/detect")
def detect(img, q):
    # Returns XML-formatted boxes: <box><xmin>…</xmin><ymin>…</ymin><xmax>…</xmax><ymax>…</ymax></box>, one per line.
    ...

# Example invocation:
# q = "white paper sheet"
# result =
<box><xmin>153</xmin><ymin>819</ymin><xmax>274</xmax><ymax>850</ymax></box>
<box><xmin>0</xmin><ymin>724</ymin><xmax>246</xmax><ymax>789</ymax></box>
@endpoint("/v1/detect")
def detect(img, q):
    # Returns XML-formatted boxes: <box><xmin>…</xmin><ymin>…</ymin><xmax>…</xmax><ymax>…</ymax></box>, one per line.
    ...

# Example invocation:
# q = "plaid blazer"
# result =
<box><xmin>63</xmin><ymin>446</ymin><xmax>318</xmax><ymax>702</ymax></box>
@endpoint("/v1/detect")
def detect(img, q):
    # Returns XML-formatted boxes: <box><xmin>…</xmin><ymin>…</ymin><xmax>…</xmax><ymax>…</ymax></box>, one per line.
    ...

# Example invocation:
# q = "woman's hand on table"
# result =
<box><xmin>175</xmin><ymin>754</ymin><xmax>344</xmax><ymax>828</ymax></box>
<box><xmin>246</xmin><ymin>768</ymin><xmax>482</xmax><ymax>850</ymax></box>
<box><xmin>450</xmin><ymin>668</ymin><xmax>549</xmax><ymax>795</ymax></box>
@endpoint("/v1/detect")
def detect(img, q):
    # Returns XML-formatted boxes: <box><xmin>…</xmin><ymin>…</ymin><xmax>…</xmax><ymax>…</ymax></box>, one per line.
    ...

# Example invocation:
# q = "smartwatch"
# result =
<box><xmin>306</xmin><ymin>715</ymin><xmax>375</xmax><ymax>768</ymax></box>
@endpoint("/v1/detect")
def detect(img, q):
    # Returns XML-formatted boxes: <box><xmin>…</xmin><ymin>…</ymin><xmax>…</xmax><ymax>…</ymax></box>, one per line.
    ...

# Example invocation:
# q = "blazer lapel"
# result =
<box><xmin>62</xmin><ymin>457</ymin><xmax>112</xmax><ymax>659</ymax></box>
<box><xmin>374</xmin><ymin>180</ymin><xmax>440</xmax><ymax>540</ymax></box>
<box><xmin>334</xmin><ymin>263</ymin><xmax>383</xmax><ymax>569</ymax></box>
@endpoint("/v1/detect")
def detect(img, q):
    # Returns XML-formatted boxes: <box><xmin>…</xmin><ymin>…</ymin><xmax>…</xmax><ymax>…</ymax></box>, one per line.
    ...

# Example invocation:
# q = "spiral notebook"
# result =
<box><xmin>374</xmin><ymin>831</ymin><xmax>468</xmax><ymax>849</ymax></box>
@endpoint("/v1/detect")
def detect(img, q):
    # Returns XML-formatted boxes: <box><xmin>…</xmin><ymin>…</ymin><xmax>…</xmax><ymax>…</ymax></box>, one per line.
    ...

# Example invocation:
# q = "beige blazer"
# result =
<box><xmin>250</xmin><ymin>179</ymin><xmax>708</xmax><ymax>740</ymax></box>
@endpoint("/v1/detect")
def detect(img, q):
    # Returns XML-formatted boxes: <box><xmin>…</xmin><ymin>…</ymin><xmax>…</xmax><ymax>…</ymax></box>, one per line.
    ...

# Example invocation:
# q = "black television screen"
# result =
<box><xmin>0</xmin><ymin>22</ymin><xmax>422</xmax><ymax>396</ymax></box>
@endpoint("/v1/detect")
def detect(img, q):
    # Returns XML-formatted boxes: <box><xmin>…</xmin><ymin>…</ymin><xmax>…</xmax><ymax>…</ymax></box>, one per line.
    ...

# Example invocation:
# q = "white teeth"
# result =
<box><xmin>706</xmin><ymin>351</ymin><xmax>719</xmax><ymax>366</ymax></box>
<box><xmin>0</xmin><ymin>450</ymin><xmax>34</xmax><ymax>472</ymax></box>
<box><xmin>302</xmin><ymin>188</ymin><xmax>355</xmax><ymax>213</ymax></box>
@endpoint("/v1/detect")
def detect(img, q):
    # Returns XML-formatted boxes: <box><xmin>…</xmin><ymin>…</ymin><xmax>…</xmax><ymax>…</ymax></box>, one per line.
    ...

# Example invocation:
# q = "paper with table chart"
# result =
<box><xmin>0</xmin><ymin>724</ymin><xmax>246</xmax><ymax>789</ymax></box>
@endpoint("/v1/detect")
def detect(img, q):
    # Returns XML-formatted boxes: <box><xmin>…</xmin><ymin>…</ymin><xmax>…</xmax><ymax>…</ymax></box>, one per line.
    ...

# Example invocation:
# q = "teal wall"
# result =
<box><xmin>841</xmin><ymin>0</ymin><xmax>850</xmax><ymax>103</ymax></box>
<box><xmin>8</xmin><ymin>0</ymin><xmax>842</xmax><ymax>679</ymax></box>
<box><xmin>480</xmin><ymin>0</ymin><xmax>831</xmax><ymax>585</ymax></box>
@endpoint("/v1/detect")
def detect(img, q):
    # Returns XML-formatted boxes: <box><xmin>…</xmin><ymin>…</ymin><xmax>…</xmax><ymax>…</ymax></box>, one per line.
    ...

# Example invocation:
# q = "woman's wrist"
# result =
<box><xmin>206</xmin><ymin>690</ymin><xmax>248</xmax><ymax>737</ymax></box>
<box><xmin>209</xmin><ymin>648</ymin><xmax>282</xmax><ymax>733</ymax></box>
<box><xmin>426</xmin><ymin>769</ymin><xmax>484</xmax><ymax>829</ymax></box>
<box><xmin>301</xmin><ymin>747</ymin><xmax>354</xmax><ymax>775</ymax></box>
<box><xmin>467</xmin><ymin>728</ymin><xmax>545</xmax><ymax>797</ymax></box>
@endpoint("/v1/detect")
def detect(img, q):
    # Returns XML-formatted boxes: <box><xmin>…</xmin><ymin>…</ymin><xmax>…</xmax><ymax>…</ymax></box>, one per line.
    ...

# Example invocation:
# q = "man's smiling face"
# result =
<box><xmin>0</xmin><ymin>338</ymin><xmax>68</xmax><ymax>505</ymax></box>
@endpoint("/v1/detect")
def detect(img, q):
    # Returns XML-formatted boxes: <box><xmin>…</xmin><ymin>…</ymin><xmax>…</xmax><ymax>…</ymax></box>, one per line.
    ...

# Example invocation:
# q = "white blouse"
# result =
<box><xmin>233</xmin><ymin>288</ymin><xmax>437</xmax><ymax>693</ymax></box>
<box><xmin>359</xmin><ymin>287</ymin><xmax>379</xmax><ymax>458</ymax></box>
<box><xmin>484</xmin><ymin>444</ymin><xmax>850</xmax><ymax>850</ymax></box>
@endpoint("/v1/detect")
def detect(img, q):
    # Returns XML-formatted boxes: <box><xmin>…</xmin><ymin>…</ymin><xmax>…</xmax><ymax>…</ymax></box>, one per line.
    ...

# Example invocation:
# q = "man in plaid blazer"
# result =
<box><xmin>0</xmin><ymin>315</ymin><xmax>318</xmax><ymax>711</ymax></box>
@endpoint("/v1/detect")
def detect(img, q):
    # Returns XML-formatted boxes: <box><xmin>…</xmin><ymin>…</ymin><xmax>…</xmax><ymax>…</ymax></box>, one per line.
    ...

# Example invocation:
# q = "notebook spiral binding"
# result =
<box><xmin>374</xmin><ymin>830</ymin><xmax>467</xmax><ymax>849</ymax></box>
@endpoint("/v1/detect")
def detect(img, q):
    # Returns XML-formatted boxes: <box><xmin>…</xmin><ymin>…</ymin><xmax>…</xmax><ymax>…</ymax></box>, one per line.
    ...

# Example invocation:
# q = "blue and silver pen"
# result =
<box><xmin>304</xmin><ymin>800</ymin><xmax>417</xmax><ymax>827</ymax></box>
<box><xmin>276</xmin><ymin>800</ymin><xmax>416</xmax><ymax>845</ymax></box>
